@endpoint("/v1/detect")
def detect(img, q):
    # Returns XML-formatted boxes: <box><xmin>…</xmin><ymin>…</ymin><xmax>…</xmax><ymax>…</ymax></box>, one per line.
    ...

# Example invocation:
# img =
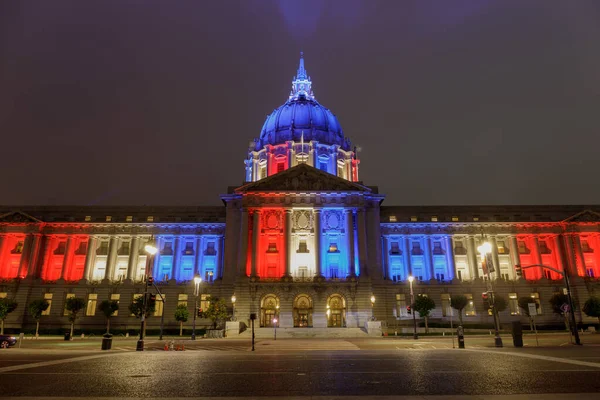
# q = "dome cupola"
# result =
<box><xmin>245</xmin><ymin>53</ymin><xmax>359</xmax><ymax>183</ymax></box>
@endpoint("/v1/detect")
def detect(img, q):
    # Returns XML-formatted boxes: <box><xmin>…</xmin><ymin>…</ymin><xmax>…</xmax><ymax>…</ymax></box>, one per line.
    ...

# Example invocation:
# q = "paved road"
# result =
<box><xmin>2</xmin><ymin>338</ymin><xmax>600</xmax><ymax>398</ymax></box>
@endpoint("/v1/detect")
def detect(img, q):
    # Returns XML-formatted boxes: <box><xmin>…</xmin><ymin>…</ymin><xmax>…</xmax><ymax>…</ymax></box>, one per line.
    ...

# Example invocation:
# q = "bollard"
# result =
<box><xmin>101</xmin><ymin>333</ymin><xmax>113</xmax><ymax>350</ymax></box>
<box><xmin>511</xmin><ymin>321</ymin><xmax>523</xmax><ymax>347</ymax></box>
<box><xmin>457</xmin><ymin>326</ymin><xmax>465</xmax><ymax>349</ymax></box>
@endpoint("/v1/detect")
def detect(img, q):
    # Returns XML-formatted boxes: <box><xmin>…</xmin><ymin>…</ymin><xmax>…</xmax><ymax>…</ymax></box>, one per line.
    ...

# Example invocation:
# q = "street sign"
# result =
<box><xmin>560</xmin><ymin>303</ymin><xmax>570</xmax><ymax>313</ymax></box>
<box><xmin>528</xmin><ymin>303</ymin><xmax>537</xmax><ymax>316</ymax></box>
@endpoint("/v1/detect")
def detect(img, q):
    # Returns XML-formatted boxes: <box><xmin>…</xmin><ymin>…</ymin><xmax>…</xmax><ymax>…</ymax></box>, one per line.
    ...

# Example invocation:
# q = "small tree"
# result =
<box><xmin>518</xmin><ymin>297</ymin><xmax>538</xmax><ymax>331</ymax></box>
<box><xmin>451</xmin><ymin>294</ymin><xmax>468</xmax><ymax>325</ymax></box>
<box><xmin>65</xmin><ymin>297</ymin><xmax>86</xmax><ymax>338</ymax></box>
<box><xmin>0</xmin><ymin>298</ymin><xmax>18</xmax><ymax>334</ymax></box>
<box><xmin>583</xmin><ymin>296</ymin><xmax>600</xmax><ymax>325</ymax></box>
<box><xmin>174</xmin><ymin>304</ymin><xmax>189</xmax><ymax>336</ymax></box>
<box><xmin>493</xmin><ymin>295</ymin><xmax>507</xmax><ymax>313</ymax></box>
<box><xmin>203</xmin><ymin>297</ymin><xmax>229</xmax><ymax>329</ymax></box>
<box><xmin>128</xmin><ymin>295</ymin><xmax>156</xmax><ymax>336</ymax></box>
<box><xmin>549</xmin><ymin>293</ymin><xmax>571</xmax><ymax>331</ymax></box>
<box><xmin>28</xmin><ymin>299</ymin><xmax>49</xmax><ymax>337</ymax></box>
<box><xmin>99</xmin><ymin>300</ymin><xmax>119</xmax><ymax>334</ymax></box>
<box><xmin>413</xmin><ymin>294</ymin><xmax>436</xmax><ymax>333</ymax></box>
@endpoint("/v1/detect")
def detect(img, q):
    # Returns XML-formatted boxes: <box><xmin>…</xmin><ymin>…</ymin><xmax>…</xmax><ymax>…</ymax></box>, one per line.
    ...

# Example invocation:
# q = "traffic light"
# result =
<box><xmin>147</xmin><ymin>276</ymin><xmax>154</xmax><ymax>287</ymax></box>
<box><xmin>406</xmin><ymin>305</ymin><xmax>412</xmax><ymax>314</ymax></box>
<box><xmin>148</xmin><ymin>294</ymin><xmax>156</xmax><ymax>303</ymax></box>
<box><xmin>197</xmin><ymin>308</ymin><xmax>203</xmax><ymax>317</ymax></box>
<box><xmin>482</xmin><ymin>292</ymin><xmax>490</xmax><ymax>310</ymax></box>
<box><xmin>515</xmin><ymin>265</ymin><xmax>523</xmax><ymax>278</ymax></box>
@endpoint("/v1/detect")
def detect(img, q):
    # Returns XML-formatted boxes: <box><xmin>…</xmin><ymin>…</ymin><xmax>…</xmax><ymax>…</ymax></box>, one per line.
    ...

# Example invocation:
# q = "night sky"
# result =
<box><xmin>1</xmin><ymin>1</ymin><xmax>599</xmax><ymax>207</ymax></box>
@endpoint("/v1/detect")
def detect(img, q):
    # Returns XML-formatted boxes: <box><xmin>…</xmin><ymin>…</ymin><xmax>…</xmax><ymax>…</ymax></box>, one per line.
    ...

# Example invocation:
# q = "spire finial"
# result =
<box><xmin>289</xmin><ymin>52</ymin><xmax>314</xmax><ymax>101</ymax></box>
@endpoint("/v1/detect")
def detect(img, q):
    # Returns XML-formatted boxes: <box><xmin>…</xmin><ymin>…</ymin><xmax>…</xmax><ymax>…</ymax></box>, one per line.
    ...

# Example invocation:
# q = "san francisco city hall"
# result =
<box><xmin>1</xmin><ymin>55</ymin><xmax>599</xmax><ymax>336</ymax></box>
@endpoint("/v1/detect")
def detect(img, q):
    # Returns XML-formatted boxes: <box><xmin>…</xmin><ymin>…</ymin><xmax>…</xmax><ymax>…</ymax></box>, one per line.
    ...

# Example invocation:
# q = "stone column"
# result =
<box><xmin>251</xmin><ymin>210</ymin><xmax>260</xmax><ymax>277</ymax></box>
<box><xmin>403</xmin><ymin>237</ymin><xmax>412</xmax><ymax>276</ymax></box>
<box><xmin>490</xmin><ymin>236</ymin><xmax>501</xmax><ymax>280</ymax></box>
<box><xmin>356</xmin><ymin>209</ymin><xmax>368</xmax><ymax>277</ymax></box>
<box><xmin>0</xmin><ymin>235</ymin><xmax>6</xmax><ymax>275</ymax></box>
<box><xmin>382</xmin><ymin>236</ymin><xmax>389</xmax><ymax>279</ymax></box>
<box><xmin>564</xmin><ymin>235</ymin><xmax>578</xmax><ymax>277</ymax></box>
<box><xmin>314</xmin><ymin>209</ymin><xmax>322</xmax><ymax>277</ymax></box>
<box><xmin>127</xmin><ymin>236</ymin><xmax>140</xmax><ymax>281</ymax></box>
<box><xmin>83</xmin><ymin>236</ymin><xmax>97</xmax><ymax>281</ymax></box>
<box><xmin>171</xmin><ymin>236</ymin><xmax>181</xmax><ymax>281</ymax></box>
<box><xmin>104</xmin><ymin>236</ymin><xmax>119</xmax><ymax>281</ymax></box>
<box><xmin>509</xmin><ymin>236</ymin><xmax>521</xmax><ymax>279</ymax></box>
<box><xmin>445</xmin><ymin>236</ymin><xmax>455</xmax><ymax>280</ymax></box>
<box><xmin>573</xmin><ymin>234</ymin><xmax>586</xmax><ymax>276</ymax></box>
<box><xmin>153</xmin><ymin>237</ymin><xmax>162</xmax><ymax>279</ymax></box>
<box><xmin>532</xmin><ymin>236</ymin><xmax>543</xmax><ymax>279</ymax></box>
<box><xmin>237</xmin><ymin>210</ymin><xmax>249</xmax><ymax>277</ymax></box>
<box><xmin>346</xmin><ymin>209</ymin><xmax>356</xmax><ymax>277</ymax></box>
<box><xmin>16</xmin><ymin>235</ymin><xmax>31</xmax><ymax>278</ymax></box>
<box><xmin>59</xmin><ymin>237</ymin><xmax>73</xmax><ymax>280</ymax></box>
<box><xmin>466</xmin><ymin>236</ymin><xmax>479</xmax><ymax>279</ymax></box>
<box><xmin>285</xmin><ymin>210</ymin><xmax>292</xmax><ymax>276</ymax></box>
<box><xmin>24</xmin><ymin>234</ymin><xmax>41</xmax><ymax>279</ymax></box>
<box><xmin>194</xmin><ymin>237</ymin><xmax>202</xmax><ymax>277</ymax></box>
<box><xmin>39</xmin><ymin>236</ymin><xmax>54</xmax><ymax>280</ymax></box>
<box><xmin>553</xmin><ymin>235</ymin><xmax>565</xmax><ymax>276</ymax></box>
<box><xmin>424</xmin><ymin>237</ymin><xmax>434</xmax><ymax>280</ymax></box>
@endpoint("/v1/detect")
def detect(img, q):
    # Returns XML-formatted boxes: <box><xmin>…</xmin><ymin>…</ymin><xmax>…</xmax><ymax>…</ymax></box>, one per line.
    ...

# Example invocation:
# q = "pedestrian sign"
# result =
<box><xmin>560</xmin><ymin>303</ymin><xmax>570</xmax><ymax>313</ymax></box>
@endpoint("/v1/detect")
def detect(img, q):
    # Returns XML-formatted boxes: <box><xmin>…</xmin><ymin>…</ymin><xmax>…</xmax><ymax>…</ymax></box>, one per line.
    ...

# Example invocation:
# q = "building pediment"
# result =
<box><xmin>563</xmin><ymin>209</ymin><xmax>600</xmax><ymax>223</ymax></box>
<box><xmin>235</xmin><ymin>163</ymin><xmax>371</xmax><ymax>193</ymax></box>
<box><xmin>0</xmin><ymin>211</ymin><xmax>42</xmax><ymax>223</ymax></box>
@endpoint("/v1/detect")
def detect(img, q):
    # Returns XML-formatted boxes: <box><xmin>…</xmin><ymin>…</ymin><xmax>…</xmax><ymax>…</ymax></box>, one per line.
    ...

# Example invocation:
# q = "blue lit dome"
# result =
<box><xmin>255</xmin><ymin>53</ymin><xmax>351</xmax><ymax>151</ymax></box>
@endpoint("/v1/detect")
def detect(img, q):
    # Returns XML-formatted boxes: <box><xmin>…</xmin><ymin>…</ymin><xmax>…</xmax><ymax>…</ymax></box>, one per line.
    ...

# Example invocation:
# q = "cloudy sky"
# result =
<box><xmin>1</xmin><ymin>0</ymin><xmax>599</xmax><ymax>206</ymax></box>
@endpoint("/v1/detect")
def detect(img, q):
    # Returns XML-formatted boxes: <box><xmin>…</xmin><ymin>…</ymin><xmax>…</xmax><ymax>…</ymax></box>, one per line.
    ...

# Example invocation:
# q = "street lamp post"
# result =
<box><xmin>408</xmin><ymin>276</ymin><xmax>418</xmax><ymax>340</ymax></box>
<box><xmin>192</xmin><ymin>275</ymin><xmax>202</xmax><ymax>340</ymax></box>
<box><xmin>273</xmin><ymin>318</ymin><xmax>278</xmax><ymax>340</ymax></box>
<box><xmin>136</xmin><ymin>238</ymin><xmax>158</xmax><ymax>352</ymax></box>
<box><xmin>478</xmin><ymin>241</ymin><xmax>503</xmax><ymax>348</ymax></box>
<box><xmin>231</xmin><ymin>295</ymin><xmax>236</xmax><ymax>321</ymax></box>
<box><xmin>370</xmin><ymin>295</ymin><xmax>376</xmax><ymax>321</ymax></box>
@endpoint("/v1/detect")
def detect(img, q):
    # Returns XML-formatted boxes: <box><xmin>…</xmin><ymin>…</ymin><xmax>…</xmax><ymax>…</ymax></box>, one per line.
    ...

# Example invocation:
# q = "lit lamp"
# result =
<box><xmin>478</xmin><ymin>240</ymin><xmax>503</xmax><ymax>348</ymax></box>
<box><xmin>408</xmin><ymin>276</ymin><xmax>418</xmax><ymax>340</ymax></box>
<box><xmin>370</xmin><ymin>295</ymin><xmax>376</xmax><ymax>321</ymax></box>
<box><xmin>273</xmin><ymin>318</ymin><xmax>278</xmax><ymax>340</ymax></box>
<box><xmin>192</xmin><ymin>275</ymin><xmax>202</xmax><ymax>340</ymax></box>
<box><xmin>231</xmin><ymin>294</ymin><xmax>237</xmax><ymax>322</ymax></box>
<box><xmin>136</xmin><ymin>237</ymin><xmax>158</xmax><ymax>352</ymax></box>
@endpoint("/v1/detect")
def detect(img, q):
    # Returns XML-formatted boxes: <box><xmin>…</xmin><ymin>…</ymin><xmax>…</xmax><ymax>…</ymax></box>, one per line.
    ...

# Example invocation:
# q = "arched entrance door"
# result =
<box><xmin>293</xmin><ymin>294</ymin><xmax>313</xmax><ymax>327</ymax></box>
<box><xmin>260</xmin><ymin>294</ymin><xmax>279</xmax><ymax>327</ymax></box>
<box><xmin>326</xmin><ymin>294</ymin><xmax>346</xmax><ymax>327</ymax></box>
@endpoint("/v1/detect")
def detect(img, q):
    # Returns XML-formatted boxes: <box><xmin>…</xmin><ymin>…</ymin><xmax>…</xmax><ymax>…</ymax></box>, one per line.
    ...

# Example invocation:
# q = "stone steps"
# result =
<box><xmin>238</xmin><ymin>327</ymin><xmax>369</xmax><ymax>338</ymax></box>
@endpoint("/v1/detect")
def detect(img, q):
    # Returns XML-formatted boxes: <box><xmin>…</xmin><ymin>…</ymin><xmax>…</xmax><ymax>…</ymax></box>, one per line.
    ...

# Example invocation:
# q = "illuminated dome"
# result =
<box><xmin>245</xmin><ymin>53</ymin><xmax>359</xmax><ymax>183</ymax></box>
<box><xmin>255</xmin><ymin>53</ymin><xmax>351</xmax><ymax>151</ymax></box>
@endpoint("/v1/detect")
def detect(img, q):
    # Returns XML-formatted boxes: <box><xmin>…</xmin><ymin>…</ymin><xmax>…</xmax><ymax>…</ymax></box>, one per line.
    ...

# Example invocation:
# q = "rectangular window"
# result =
<box><xmin>330</xmin><ymin>267</ymin><xmax>339</xmax><ymax>279</ymax></box>
<box><xmin>454</xmin><ymin>241</ymin><xmax>467</xmax><ymax>255</ymax></box>
<box><xmin>457</xmin><ymin>270</ymin><xmax>463</xmax><ymax>281</ymax></box>
<box><xmin>85</xmin><ymin>216</ymin><xmax>92</xmax><ymax>222</ymax></box>
<box><xmin>337</xmin><ymin>164</ymin><xmax>344</xmax><ymax>178</ymax></box>
<box><xmin>200</xmin><ymin>294</ymin><xmax>211</xmax><ymax>312</ymax></box>
<box><xmin>86</xmin><ymin>294</ymin><xmax>98</xmax><ymax>316</ymax></box>
<box><xmin>389</xmin><ymin>216</ymin><xmax>397</xmax><ymax>222</ymax></box>
<box><xmin>452</xmin><ymin>216</ymin><xmax>459</xmax><ymax>222</ymax></box>
<box><xmin>298</xmin><ymin>266</ymin><xmax>308</xmax><ymax>278</ymax></box>
<box><xmin>118</xmin><ymin>242</ymin><xmax>130</xmax><ymax>256</ymax></box>
<box><xmin>518</xmin><ymin>241</ymin><xmax>528</xmax><ymax>254</ymax></box>
<box><xmin>205</xmin><ymin>270</ymin><xmax>214</xmax><ymax>282</ymax></box>
<box><xmin>277</xmin><ymin>162</ymin><xmax>285</xmax><ymax>173</ymax></box>
<box><xmin>97</xmin><ymin>241</ymin><xmax>109</xmax><ymax>255</ymax></box>
<box><xmin>260</xmin><ymin>165</ymin><xmax>267</xmax><ymax>179</ymax></box>
<box><xmin>390</xmin><ymin>242</ymin><xmax>401</xmax><ymax>255</ymax></box>
<box><xmin>441</xmin><ymin>294</ymin><xmax>451</xmax><ymax>317</ymax></box>
<box><xmin>105</xmin><ymin>216</ymin><xmax>112</xmax><ymax>222</ymax></box>
<box><xmin>64</xmin><ymin>293</ymin><xmax>75</xmax><ymax>316</ymax></box>
<box><xmin>581</xmin><ymin>240</ymin><xmax>592</xmax><ymax>252</ymax></box>
<box><xmin>319</xmin><ymin>161</ymin><xmax>328</xmax><ymax>172</ymax></box>
<box><xmin>410</xmin><ymin>216</ymin><xmax>418</xmax><ymax>222</ymax></box>
<box><xmin>539</xmin><ymin>240</ymin><xmax>551</xmax><ymax>254</ymax></box>
<box><xmin>12</xmin><ymin>241</ymin><xmax>24</xmax><ymax>254</ymax></box>
<box><xmin>297</xmin><ymin>240</ymin><xmax>309</xmax><ymax>253</ymax></box>
<box><xmin>110</xmin><ymin>294</ymin><xmax>120</xmax><ymax>316</ymax></box>
<box><xmin>55</xmin><ymin>241</ymin><xmax>66</xmax><ymax>255</ymax></box>
<box><xmin>183</xmin><ymin>242</ymin><xmax>194</xmax><ymax>255</ymax></box>
<box><xmin>161</xmin><ymin>242</ymin><xmax>174</xmax><ymax>255</ymax></box>
<box><xmin>531</xmin><ymin>293</ymin><xmax>542</xmax><ymax>314</ymax></box>
<box><xmin>509</xmin><ymin>293</ymin><xmax>519</xmax><ymax>315</ymax></box>
<box><xmin>267</xmin><ymin>242</ymin><xmax>278</xmax><ymax>253</ymax></box>
<box><xmin>154</xmin><ymin>295</ymin><xmax>165</xmax><ymax>317</ymax></box>
<box><xmin>587</xmin><ymin>268</ymin><xmax>595</xmax><ymax>278</ymax></box>
<box><xmin>431</xmin><ymin>216</ymin><xmax>438</xmax><ymax>222</ymax></box>
<box><xmin>131</xmin><ymin>294</ymin><xmax>142</xmax><ymax>316</ymax></box>
<box><xmin>42</xmin><ymin>293</ymin><xmax>53</xmax><ymax>315</ymax></box>
<box><xmin>411</xmin><ymin>243</ymin><xmax>423</xmax><ymax>255</ymax></box>
<box><xmin>433</xmin><ymin>242</ymin><xmax>444</xmax><ymax>255</ymax></box>
<box><xmin>205</xmin><ymin>242</ymin><xmax>216</xmax><ymax>255</ymax></box>
<box><xmin>395</xmin><ymin>294</ymin><xmax>407</xmax><ymax>318</ymax></box>
<box><xmin>328</xmin><ymin>242</ymin><xmax>339</xmax><ymax>253</ymax></box>
<box><xmin>126</xmin><ymin>216</ymin><xmax>133</xmax><ymax>222</ymax></box>
<box><xmin>147</xmin><ymin>216</ymin><xmax>154</xmax><ymax>222</ymax></box>
<box><xmin>0</xmin><ymin>293</ymin><xmax>7</xmax><ymax>299</ymax></box>
<box><xmin>465</xmin><ymin>294</ymin><xmax>476</xmax><ymax>316</ymax></box>
<box><xmin>497</xmin><ymin>241</ymin><xmax>507</xmax><ymax>254</ymax></box>
<box><xmin>178</xmin><ymin>294</ymin><xmax>188</xmax><ymax>307</ymax></box>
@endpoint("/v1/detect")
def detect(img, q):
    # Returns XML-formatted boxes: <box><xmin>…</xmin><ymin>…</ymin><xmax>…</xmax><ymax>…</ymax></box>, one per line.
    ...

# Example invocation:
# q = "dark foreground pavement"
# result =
<box><xmin>1</xmin><ymin>341</ymin><xmax>600</xmax><ymax>399</ymax></box>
